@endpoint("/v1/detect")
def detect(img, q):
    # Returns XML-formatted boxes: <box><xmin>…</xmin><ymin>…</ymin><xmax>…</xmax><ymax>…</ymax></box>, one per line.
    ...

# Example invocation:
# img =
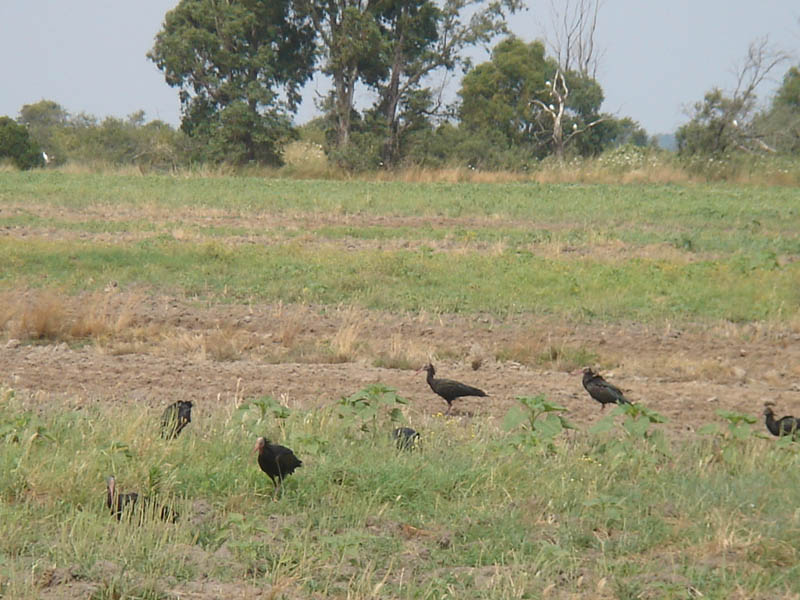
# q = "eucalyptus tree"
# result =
<box><xmin>301</xmin><ymin>0</ymin><xmax>522</xmax><ymax>165</ymax></box>
<box><xmin>458</xmin><ymin>36</ymin><xmax>605</xmax><ymax>161</ymax></box>
<box><xmin>676</xmin><ymin>38</ymin><xmax>790</xmax><ymax>156</ymax></box>
<box><xmin>148</xmin><ymin>0</ymin><xmax>316</xmax><ymax>165</ymax></box>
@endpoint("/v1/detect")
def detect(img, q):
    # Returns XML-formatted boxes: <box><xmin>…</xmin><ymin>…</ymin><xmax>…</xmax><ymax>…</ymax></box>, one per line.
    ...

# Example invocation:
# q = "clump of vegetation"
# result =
<box><xmin>337</xmin><ymin>384</ymin><xmax>408</xmax><ymax>433</ymax></box>
<box><xmin>0</xmin><ymin>117</ymin><xmax>44</xmax><ymax>170</ymax></box>
<box><xmin>502</xmin><ymin>394</ymin><xmax>575</xmax><ymax>448</ymax></box>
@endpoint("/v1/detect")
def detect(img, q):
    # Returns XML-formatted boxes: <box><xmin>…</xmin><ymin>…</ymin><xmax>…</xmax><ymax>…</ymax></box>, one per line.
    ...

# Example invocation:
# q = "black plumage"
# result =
<box><xmin>421</xmin><ymin>363</ymin><xmax>487</xmax><ymax>414</ymax></box>
<box><xmin>106</xmin><ymin>476</ymin><xmax>139</xmax><ymax>520</ymax></box>
<box><xmin>582</xmin><ymin>368</ymin><xmax>631</xmax><ymax>410</ymax></box>
<box><xmin>254</xmin><ymin>436</ymin><xmax>302</xmax><ymax>488</ymax></box>
<box><xmin>106</xmin><ymin>476</ymin><xmax>178</xmax><ymax>522</ymax></box>
<box><xmin>392</xmin><ymin>426</ymin><xmax>420</xmax><ymax>450</ymax></box>
<box><xmin>763</xmin><ymin>405</ymin><xmax>800</xmax><ymax>438</ymax></box>
<box><xmin>161</xmin><ymin>400</ymin><xmax>193</xmax><ymax>439</ymax></box>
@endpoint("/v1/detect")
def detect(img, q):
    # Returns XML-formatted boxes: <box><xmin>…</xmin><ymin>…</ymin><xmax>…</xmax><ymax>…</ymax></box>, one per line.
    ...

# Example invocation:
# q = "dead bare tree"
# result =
<box><xmin>535</xmin><ymin>0</ymin><xmax>606</xmax><ymax>160</ymax></box>
<box><xmin>547</xmin><ymin>0</ymin><xmax>603</xmax><ymax>79</ymax></box>
<box><xmin>532</xmin><ymin>69</ymin><xmax>606</xmax><ymax>160</ymax></box>
<box><xmin>729</xmin><ymin>37</ymin><xmax>790</xmax><ymax>153</ymax></box>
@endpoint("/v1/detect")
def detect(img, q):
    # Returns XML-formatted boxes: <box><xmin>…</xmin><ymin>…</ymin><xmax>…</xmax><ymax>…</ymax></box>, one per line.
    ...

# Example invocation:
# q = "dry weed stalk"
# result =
<box><xmin>330</xmin><ymin>307</ymin><xmax>364</xmax><ymax>361</ymax></box>
<box><xmin>274</xmin><ymin>302</ymin><xmax>308</xmax><ymax>348</ymax></box>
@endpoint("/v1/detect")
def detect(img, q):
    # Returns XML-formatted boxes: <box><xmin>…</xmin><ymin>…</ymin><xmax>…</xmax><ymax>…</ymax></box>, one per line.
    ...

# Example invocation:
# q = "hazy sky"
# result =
<box><xmin>1</xmin><ymin>0</ymin><xmax>797</xmax><ymax>135</ymax></box>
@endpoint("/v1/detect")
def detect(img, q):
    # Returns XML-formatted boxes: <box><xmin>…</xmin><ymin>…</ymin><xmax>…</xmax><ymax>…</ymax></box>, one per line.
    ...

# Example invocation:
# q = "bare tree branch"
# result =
<box><xmin>547</xmin><ymin>0</ymin><xmax>603</xmax><ymax>78</ymax></box>
<box><xmin>730</xmin><ymin>36</ymin><xmax>791</xmax><ymax>115</ymax></box>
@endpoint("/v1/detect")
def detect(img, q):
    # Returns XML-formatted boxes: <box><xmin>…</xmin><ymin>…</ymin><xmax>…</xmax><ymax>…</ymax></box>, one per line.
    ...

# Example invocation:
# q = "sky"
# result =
<box><xmin>1</xmin><ymin>0</ymin><xmax>797</xmax><ymax>136</ymax></box>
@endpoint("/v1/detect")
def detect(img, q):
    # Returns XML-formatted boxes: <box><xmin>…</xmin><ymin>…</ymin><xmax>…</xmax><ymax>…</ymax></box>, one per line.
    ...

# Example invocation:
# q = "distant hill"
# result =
<box><xmin>653</xmin><ymin>133</ymin><xmax>677</xmax><ymax>151</ymax></box>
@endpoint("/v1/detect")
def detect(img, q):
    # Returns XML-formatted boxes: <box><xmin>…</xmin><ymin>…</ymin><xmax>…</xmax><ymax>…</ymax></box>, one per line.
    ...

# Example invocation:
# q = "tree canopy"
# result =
<box><xmin>458</xmin><ymin>36</ymin><xmax>618</xmax><ymax>162</ymax></box>
<box><xmin>0</xmin><ymin>117</ymin><xmax>44</xmax><ymax>170</ymax></box>
<box><xmin>303</xmin><ymin>0</ymin><xmax>522</xmax><ymax>167</ymax></box>
<box><xmin>148</xmin><ymin>0</ymin><xmax>316</xmax><ymax>165</ymax></box>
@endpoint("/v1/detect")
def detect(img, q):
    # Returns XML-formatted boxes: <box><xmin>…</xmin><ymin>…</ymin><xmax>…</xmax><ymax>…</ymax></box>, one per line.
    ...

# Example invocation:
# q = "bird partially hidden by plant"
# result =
<box><xmin>105</xmin><ymin>476</ymin><xmax>178</xmax><ymax>522</ymax></box>
<box><xmin>254</xmin><ymin>437</ymin><xmax>302</xmax><ymax>491</ymax></box>
<box><xmin>763</xmin><ymin>403</ymin><xmax>800</xmax><ymax>439</ymax></box>
<box><xmin>419</xmin><ymin>363</ymin><xmax>487</xmax><ymax>414</ymax></box>
<box><xmin>392</xmin><ymin>426</ymin><xmax>420</xmax><ymax>450</ymax></box>
<box><xmin>161</xmin><ymin>400</ymin><xmax>193</xmax><ymax>439</ymax></box>
<box><xmin>582</xmin><ymin>367</ymin><xmax>632</xmax><ymax>410</ymax></box>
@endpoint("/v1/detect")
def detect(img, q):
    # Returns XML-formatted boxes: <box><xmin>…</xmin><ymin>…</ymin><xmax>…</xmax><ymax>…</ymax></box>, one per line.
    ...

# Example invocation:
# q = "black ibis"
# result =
<box><xmin>161</xmin><ymin>400</ymin><xmax>193</xmax><ymax>439</ymax></box>
<box><xmin>254</xmin><ymin>437</ymin><xmax>302</xmax><ymax>489</ymax></box>
<box><xmin>582</xmin><ymin>368</ymin><xmax>631</xmax><ymax>410</ymax></box>
<box><xmin>392</xmin><ymin>426</ymin><xmax>420</xmax><ymax>450</ymax></box>
<box><xmin>420</xmin><ymin>363</ymin><xmax>487</xmax><ymax>414</ymax></box>
<box><xmin>763</xmin><ymin>404</ymin><xmax>800</xmax><ymax>438</ymax></box>
<box><xmin>106</xmin><ymin>476</ymin><xmax>178</xmax><ymax>522</ymax></box>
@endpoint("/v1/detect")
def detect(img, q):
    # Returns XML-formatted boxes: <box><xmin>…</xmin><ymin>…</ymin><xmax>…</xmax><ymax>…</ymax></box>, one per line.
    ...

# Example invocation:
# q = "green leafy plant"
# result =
<box><xmin>337</xmin><ymin>384</ymin><xmax>407</xmax><ymax>432</ymax></box>
<box><xmin>238</xmin><ymin>395</ymin><xmax>291</xmax><ymax>423</ymax></box>
<box><xmin>590</xmin><ymin>402</ymin><xmax>666</xmax><ymax>439</ymax></box>
<box><xmin>502</xmin><ymin>395</ymin><xmax>575</xmax><ymax>447</ymax></box>
<box><xmin>697</xmin><ymin>409</ymin><xmax>757</xmax><ymax>440</ymax></box>
<box><xmin>696</xmin><ymin>409</ymin><xmax>762</xmax><ymax>465</ymax></box>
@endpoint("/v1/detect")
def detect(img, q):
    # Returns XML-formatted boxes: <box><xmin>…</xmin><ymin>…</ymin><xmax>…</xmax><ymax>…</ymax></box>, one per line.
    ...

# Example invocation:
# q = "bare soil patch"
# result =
<box><xmin>2</xmin><ymin>292</ymin><xmax>800</xmax><ymax>437</ymax></box>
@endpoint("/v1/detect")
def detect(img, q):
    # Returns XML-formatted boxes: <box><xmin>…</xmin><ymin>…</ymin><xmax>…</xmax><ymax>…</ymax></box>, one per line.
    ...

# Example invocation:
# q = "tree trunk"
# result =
<box><xmin>381</xmin><ymin>28</ymin><xmax>406</xmax><ymax>165</ymax></box>
<box><xmin>333</xmin><ymin>67</ymin><xmax>356</xmax><ymax>149</ymax></box>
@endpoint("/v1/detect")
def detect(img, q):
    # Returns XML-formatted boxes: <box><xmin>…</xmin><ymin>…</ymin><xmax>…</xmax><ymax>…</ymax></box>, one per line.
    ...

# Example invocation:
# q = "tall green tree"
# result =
<box><xmin>302</xmin><ymin>1</ymin><xmax>386</xmax><ymax>151</ymax></box>
<box><xmin>371</xmin><ymin>0</ymin><xmax>522</xmax><ymax>165</ymax></box>
<box><xmin>0</xmin><ymin>117</ymin><xmax>44</xmax><ymax>170</ymax></box>
<box><xmin>148</xmin><ymin>0</ymin><xmax>316</xmax><ymax>165</ymax></box>
<box><xmin>18</xmin><ymin>100</ymin><xmax>70</xmax><ymax>164</ymax></box>
<box><xmin>458</xmin><ymin>37</ymin><xmax>605</xmax><ymax>162</ymax></box>
<box><xmin>774</xmin><ymin>65</ymin><xmax>800</xmax><ymax>110</ymax></box>
<box><xmin>302</xmin><ymin>0</ymin><xmax>520</xmax><ymax>166</ymax></box>
<box><xmin>755</xmin><ymin>65</ymin><xmax>800</xmax><ymax>153</ymax></box>
<box><xmin>676</xmin><ymin>38</ymin><xmax>789</xmax><ymax>156</ymax></box>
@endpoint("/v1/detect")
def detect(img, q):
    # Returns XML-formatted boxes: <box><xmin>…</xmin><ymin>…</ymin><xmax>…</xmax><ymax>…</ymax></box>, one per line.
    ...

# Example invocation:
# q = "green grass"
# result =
<box><xmin>2</xmin><ymin>236</ymin><xmax>798</xmax><ymax>321</ymax></box>
<box><xmin>2</xmin><ymin>172</ymin><xmax>798</xmax><ymax>226</ymax></box>
<box><xmin>2</xmin><ymin>391</ymin><xmax>800</xmax><ymax>598</ymax></box>
<box><xmin>2</xmin><ymin>172</ymin><xmax>798</xmax><ymax>325</ymax></box>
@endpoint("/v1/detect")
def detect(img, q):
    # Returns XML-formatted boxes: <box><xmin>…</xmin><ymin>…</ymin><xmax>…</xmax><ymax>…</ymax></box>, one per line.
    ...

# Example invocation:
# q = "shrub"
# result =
<box><xmin>0</xmin><ymin>117</ymin><xmax>44</xmax><ymax>170</ymax></box>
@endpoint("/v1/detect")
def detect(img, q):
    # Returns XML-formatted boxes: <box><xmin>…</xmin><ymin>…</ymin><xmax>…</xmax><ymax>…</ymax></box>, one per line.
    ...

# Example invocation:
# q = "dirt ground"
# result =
<box><xmin>2</xmin><ymin>292</ymin><xmax>800</xmax><ymax>437</ymax></box>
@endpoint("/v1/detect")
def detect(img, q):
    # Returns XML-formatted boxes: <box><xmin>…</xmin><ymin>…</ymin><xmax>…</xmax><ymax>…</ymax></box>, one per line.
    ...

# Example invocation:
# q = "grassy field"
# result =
<box><xmin>2</xmin><ymin>388</ymin><xmax>800</xmax><ymax>599</ymax></box>
<box><xmin>1</xmin><ymin>172</ymin><xmax>799</xmax><ymax>323</ymax></box>
<box><xmin>1</xmin><ymin>172</ymin><xmax>800</xmax><ymax>598</ymax></box>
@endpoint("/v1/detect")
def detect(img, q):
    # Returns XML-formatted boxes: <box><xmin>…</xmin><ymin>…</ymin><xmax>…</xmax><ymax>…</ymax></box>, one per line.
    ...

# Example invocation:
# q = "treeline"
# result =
<box><xmin>0</xmin><ymin>0</ymin><xmax>797</xmax><ymax>176</ymax></box>
<box><xmin>0</xmin><ymin>103</ymin><xmax>184</xmax><ymax>171</ymax></box>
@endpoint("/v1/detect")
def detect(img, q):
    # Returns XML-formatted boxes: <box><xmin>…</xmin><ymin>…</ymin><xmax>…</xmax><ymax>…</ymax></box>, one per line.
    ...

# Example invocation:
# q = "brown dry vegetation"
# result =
<box><xmin>3</xmin><ymin>287</ymin><xmax>800</xmax><ymax>439</ymax></box>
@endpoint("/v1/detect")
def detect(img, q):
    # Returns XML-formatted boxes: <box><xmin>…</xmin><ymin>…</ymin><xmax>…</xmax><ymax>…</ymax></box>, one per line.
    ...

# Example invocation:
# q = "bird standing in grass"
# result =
<box><xmin>161</xmin><ymin>400</ymin><xmax>193</xmax><ymax>439</ymax></box>
<box><xmin>106</xmin><ymin>476</ymin><xmax>178</xmax><ymax>522</ymax></box>
<box><xmin>763</xmin><ymin>404</ymin><xmax>800</xmax><ymax>438</ymax></box>
<box><xmin>254</xmin><ymin>437</ymin><xmax>302</xmax><ymax>490</ymax></box>
<box><xmin>392</xmin><ymin>426</ymin><xmax>420</xmax><ymax>450</ymax></box>
<box><xmin>582</xmin><ymin>368</ymin><xmax>631</xmax><ymax>410</ymax></box>
<box><xmin>420</xmin><ymin>363</ymin><xmax>487</xmax><ymax>414</ymax></box>
<box><xmin>106</xmin><ymin>476</ymin><xmax>139</xmax><ymax>521</ymax></box>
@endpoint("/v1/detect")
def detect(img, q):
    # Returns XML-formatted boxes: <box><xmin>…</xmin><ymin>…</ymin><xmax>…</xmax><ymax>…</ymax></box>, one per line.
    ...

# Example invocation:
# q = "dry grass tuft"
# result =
<box><xmin>11</xmin><ymin>291</ymin><xmax>67</xmax><ymax>341</ymax></box>
<box><xmin>1</xmin><ymin>289</ymin><xmax>150</xmax><ymax>347</ymax></box>
<box><xmin>374</xmin><ymin>333</ymin><xmax>428</xmax><ymax>370</ymax></box>
<box><xmin>536</xmin><ymin>343</ymin><xmax>599</xmax><ymax>372</ymax></box>
<box><xmin>204</xmin><ymin>327</ymin><xmax>251</xmax><ymax>361</ymax></box>
<box><xmin>495</xmin><ymin>331</ymin><xmax>599</xmax><ymax>372</ymax></box>
<box><xmin>329</xmin><ymin>307</ymin><xmax>364</xmax><ymax>362</ymax></box>
<box><xmin>273</xmin><ymin>302</ymin><xmax>309</xmax><ymax>348</ymax></box>
<box><xmin>69</xmin><ymin>291</ymin><xmax>140</xmax><ymax>339</ymax></box>
<box><xmin>371</xmin><ymin>166</ymin><xmax>529</xmax><ymax>184</ymax></box>
<box><xmin>0</xmin><ymin>291</ymin><xmax>17</xmax><ymax>331</ymax></box>
<box><xmin>162</xmin><ymin>326</ymin><xmax>252</xmax><ymax>362</ymax></box>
